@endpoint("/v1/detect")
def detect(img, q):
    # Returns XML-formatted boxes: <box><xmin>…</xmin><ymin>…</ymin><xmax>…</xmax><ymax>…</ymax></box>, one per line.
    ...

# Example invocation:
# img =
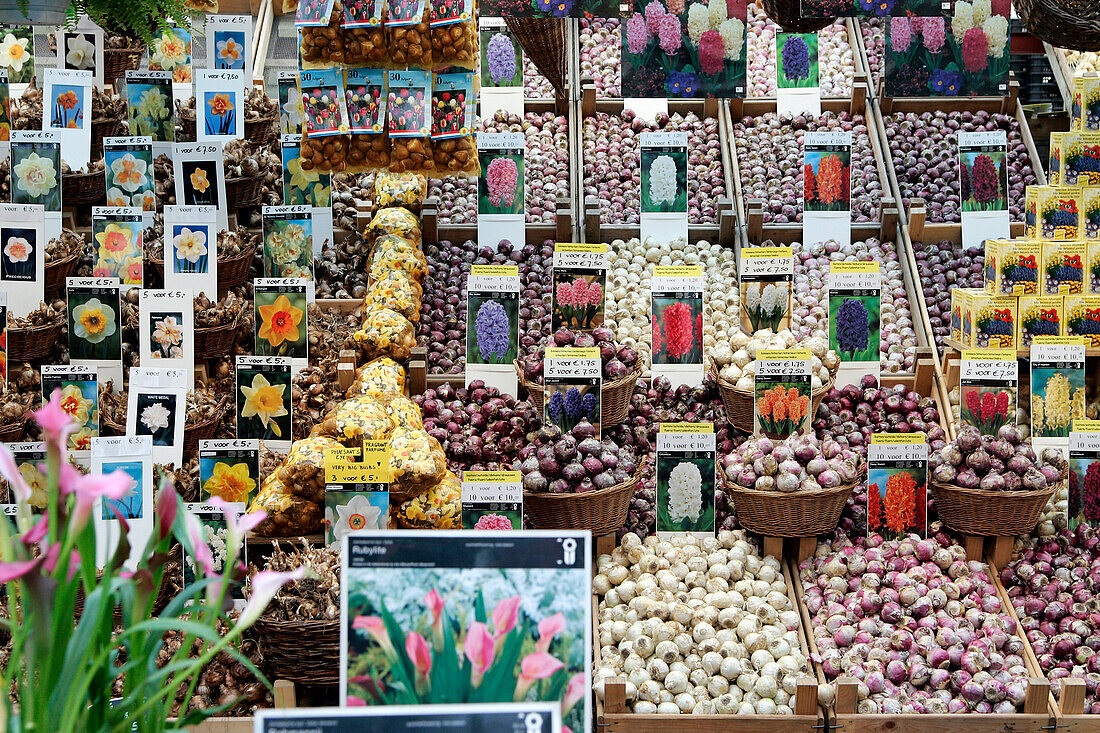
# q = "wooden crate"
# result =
<box><xmin>579</xmin><ymin>85</ymin><xmax>738</xmax><ymax>247</ymax></box>
<box><xmin>874</xmin><ymin>81</ymin><xmax>1049</xmax><ymax>227</ymax></box>
<box><xmin>594</xmin><ymin>558</ymin><xmax>829</xmax><ymax>732</ymax></box>
<box><xmin>726</xmin><ymin>80</ymin><xmax>893</xmax><ymax>231</ymax></box>
<box><xmin>790</xmin><ymin>547</ymin><xmax>1056</xmax><ymax>733</ymax></box>
<box><xmin>1044</xmin><ymin>43</ymin><xmax>1076</xmax><ymax>112</ymax></box>
<box><xmin>740</xmin><ymin>205</ymin><xmax>938</xmax><ymax>393</ymax></box>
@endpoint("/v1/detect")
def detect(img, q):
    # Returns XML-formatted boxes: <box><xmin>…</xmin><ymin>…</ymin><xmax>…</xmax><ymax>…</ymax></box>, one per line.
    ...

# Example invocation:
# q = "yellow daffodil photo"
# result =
<box><xmin>70</xmin><ymin>296</ymin><xmax>120</xmax><ymax>358</ymax></box>
<box><xmin>58</xmin><ymin>383</ymin><xmax>93</xmax><ymax>428</ymax></box>
<box><xmin>94</xmin><ymin>222</ymin><xmax>137</xmax><ymax>264</ymax></box>
<box><xmin>239</xmin><ymin>372</ymin><xmax>289</xmax><ymax>439</ymax></box>
<box><xmin>202</xmin><ymin>461</ymin><xmax>256</xmax><ymax>502</ymax></box>
<box><xmin>257</xmin><ymin>293</ymin><xmax>306</xmax><ymax>357</ymax></box>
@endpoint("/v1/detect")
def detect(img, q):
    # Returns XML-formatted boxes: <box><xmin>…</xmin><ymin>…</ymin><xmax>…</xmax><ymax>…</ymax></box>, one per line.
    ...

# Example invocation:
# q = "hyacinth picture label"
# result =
<box><xmin>776</xmin><ymin>32</ymin><xmax>820</xmax><ymax>118</ymax></box>
<box><xmin>466</xmin><ymin>265</ymin><xmax>521</xmax><ymax>396</ymax></box>
<box><xmin>828</xmin><ymin>261</ymin><xmax>881</xmax><ymax>387</ymax></box>
<box><xmin>1030</xmin><ymin>338</ymin><xmax>1086</xmax><ymax>440</ymax></box>
<box><xmin>1068</xmin><ymin>423</ymin><xmax>1100</xmax><ymax>530</ymax></box>
<box><xmin>544</xmin><ymin>347</ymin><xmax>602</xmax><ymax>439</ymax></box>
<box><xmin>650</xmin><ymin>265</ymin><xmax>704</xmax><ymax>388</ymax></box>
<box><xmin>959</xmin><ymin>131</ymin><xmax>1009</xmax><ymax>249</ymax></box>
<box><xmin>739</xmin><ymin>246</ymin><xmax>794</xmax><ymax>334</ymax></box>
<box><xmin>478</xmin><ymin>133</ymin><xmax>525</xmax><ymax>216</ymax></box>
<box><xmin>800</xmin><ymin>0</ymin><xmax>946</xmax><ymax>16</ymax></box>
<box><xmin>461</xmin><ymin>470</ymin><xmax>522</xmax><ymax>530</ymax></box>
<box><xmin>640</xmin><ymin>133</ymin><xmax>688</xmax><ymax>214</ymax></box>
<box><xmin>754</xmin><ymin>349</ymin><xmax>812</xmax><ymax>439</ymax></box>
<box><xmin>480</xmin><ymin>22</ymin><xmax>522</xmax><ymax>88</ymax></box>
<box><xmin>959</xmin><ymin>349</ymin><xmax>1018</xmax><ymax>436</ymax></box>
<box><xmin>867</xmin><ymin>433</ymin><xmax>928</xmax><ymax>540</ymax></box>
<box><xmin>324</xmin><ymin>443</ymin><xmax>390</xmax><ymax>548</ymax></box>
<box><xmin>655</xmin><ymin>423</ymin><xmax>715</xmax><ymax>538</ymax></box>
<box><xmin>339</xmin><ymin>531</ymin><xmax>591</xmax><ymax>733</ymax></box>
<box><xmin>257</xmin><ymin>705</ymin><xmax>560</xmax><ymax>733</ymax></box>
<box><xmin>803</xmin><ymin>131</ymin><xmax>852</xmax><ymax>249</ymax></box>
<box><xmin>552</xmin><ymin>244</ymin><xmax>607</xmax><ymax>333</ymax></box>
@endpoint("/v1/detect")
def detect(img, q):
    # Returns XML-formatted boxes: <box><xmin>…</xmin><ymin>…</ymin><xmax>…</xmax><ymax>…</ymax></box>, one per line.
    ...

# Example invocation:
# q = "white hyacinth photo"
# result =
<box><xmin>656</xmin><ymin>455</ymin><xmax>714</xmax><ymax>533</ymax></box>
<box><xmin>641</xmin><ymin>148</ymin><xmax>687</xmax><ymax>214</ymax></box>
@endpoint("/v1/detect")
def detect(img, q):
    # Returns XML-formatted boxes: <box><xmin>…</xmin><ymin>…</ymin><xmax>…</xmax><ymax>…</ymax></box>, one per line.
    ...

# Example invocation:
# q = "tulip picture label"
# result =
<box><xmin>340</xmin><ymin>531</ymin><xmax>591</xmax><ymax>733</ymax></box>
<box><xmin>867</xmin><ymin>433</ymin><xmax>928</xmax><ymax>540</ymax></box>
<box><xmin>256</xmin><ymin>704</ymin><xmax>560</xmax><ymax>733</ymax></box>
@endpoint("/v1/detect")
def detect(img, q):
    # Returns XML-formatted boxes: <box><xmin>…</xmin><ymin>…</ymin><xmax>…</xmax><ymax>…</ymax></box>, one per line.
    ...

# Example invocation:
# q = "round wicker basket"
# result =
<box><xmin>254</xmin><ymin>617</ymin><xmax>340</xmax><ymax>685</ymax></box>
<box><xmin>183</xmin><ymin>397</ymin><xmax>231</xmax><ymax>455</ymax></box>
<box><xmin>195</xmin><ymin>309</ymin><xmax>245</xmax><ymax>359</ymax></box>
<box><xmin>225</xmin><ymin>174</ymin><xmax>263</xmax><ymax>208</ymax></box>
<box><xmin>0</xmin><ymin>412</ymin><xmax>28</xmax><ymax>442</ymax></box>
<box><xmin>46</xmin><ymin>247</ymin><xmax>82</xmax><ymax>295</ymax></box>
<box><xmin>929</xmin><ymin>480</ymin><xmax>1059</xmax><ymax>536</ymax></box>
<box><xmin>8</xmin><ymin>321</ymin><xmax>64</xmax><ymax>361</ymax></box>
<box><xmin>524</xmin><ymin>466</ymin><xmax>643</xmax><ymax>536</ymax></box>
<box><xmin>1016</xmin><ymin>0</ymin><xmax>1100</xmax><ymax>52</ymax></box>
<box><xmin>761</xmin><ymin>0</ymin><xmax>834</xmax><ymax>32</ymax></box>
<box><xmin>514</xmin><ymin>363</ymin><xmax>641</xmax><ymax>428</ymax></box>
<box><xmin>714</xmin><ymin>368</ymin><xmax>836</xmax><ymax>434</ymax></box>
<box><xmin>104</xmin><ymin>42</ymin><xmax>146</xmax><ymax>88</ymax></box>
<box><xmin>62</xmin><ymin>170</ymin><xmax>106</xmax><ymax>206</ymax></box>
<box><xmin>245</xmin><ymin>114</ymin><xmax>278</xmax><ymax>145</ymax></box>
<box><xmin>721</xmin><ymin>466</ymin><xmax>859</xmax><ymax>537</ymax></box>
<box><xmin>90</xmin><ymin>116</ymin><xmax>123</xmax><ymax>160</ymax></box>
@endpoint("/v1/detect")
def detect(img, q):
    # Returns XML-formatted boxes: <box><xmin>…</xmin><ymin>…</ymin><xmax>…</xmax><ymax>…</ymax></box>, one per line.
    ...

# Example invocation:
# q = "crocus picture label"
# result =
<box><xmin>551</xmin><ymin>244</ymin><xmax>607</xmax><ymax>333</ymax></box>
<box><xmin>776</xmin><ymin>32</ymin><xmax>820</xmax><ymax>117</ymax></box>
<box><xmin>1068</xmin><ymin>423</ymin><xmax>1100</xmax><ymax>529</ymax></box>
<box><xmin>41</xmin><ymin>68</ymin><xmax>93</xmax><ymax>171</ymax></box>
<box><xmin>163</xmin><ymin>205</ymin><xmax>218</xmax><ymax>294</ymax></box>
<box><xmin>650</xmin><ymin>265</ymin><xmax>704</xmax><ymax>388</ymax></box>
<box><xmin>92</xmin><ymin>435</ymin><xmax>153</xmax><ymax>570</ymax></box>
<box><xmin>41</xmin><ymin>364</ymin><xmax>98</xmax><ymax>454</ymax></box>
<box><xmin>256</xmin><ymin>704</ymin><xmax>561</xmax><ymax>733</ymax></box>
<box><xmin>803</xmin><ymin>131</ymin><xmax>852</xmax><ymax>249</ymax></box>
<box><xmin>959</xmin><ymin>349</ymin><xmax>1018</xmax><ymax>436</ymax></box>
<box><xmin>754</xmin><ymin>349</ymin><xmax>812</xmax><ymax>439</ymax></box>
<box><xmin>655</xmin><ymin>423</ymin><xmax>716</xmax><ymax>539</ymax></box>
<box><xmin>0</xmin><ymin>203</ymin><xmax>45</xmax><ymax>319</ymax></box>
<box><xmin>639</xmin><ymin>132</ymin><xmax>688</xmax><ymax>245</ymax></box>
<box><xmin>828</xmin><ymin>261</ymin><xmax>881</xmax><ymax>388</ymax></box>
<box><xmin>1030</xmin><ymin>337</ymin><xmax>1087</xmax><ymax>441</ymax></box>
<box><xmin>867</xmin><ymin>433</ymin><xmax>928</xmax><ymax>540</ymax></box>
<box><xmin>739</xmin><ymin>246</ymin><xmax>794</xmax><ymax>335</ymax></box>
<box><xmin>461</xmin><ymin>471</ymin><xmax>522</xmax><ymax>531</ymax></box>
<box><xmin>339</xmin><ymin>531</ymin><xmax>591</xmax><ymax>733</ymax></box>
<box><xmin>959</xmin><ymin>131</ymin><xmax>1009</xmax><ymax>249</ymax></box>
<box><xmin>544</xmin><ymin>347</ymin><xmax>603</xmax><ymax>439</ymax></box>
<box><xmin>465</xmin><ymin>264</ymin><xmax>520</xmax><ymax>396</ymax></box>
<box><xmin>126</xmin><ymin>367</ymin><xmax>188</xmax><ymax>467</ymax></box>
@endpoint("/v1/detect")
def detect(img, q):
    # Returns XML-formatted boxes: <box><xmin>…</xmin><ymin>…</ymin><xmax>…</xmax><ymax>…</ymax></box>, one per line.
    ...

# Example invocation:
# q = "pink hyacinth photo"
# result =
<box><xmin>479</xmin><ymin>151</ymin><xmax>524</xmax><ymax>215</ymax></box>
<box><xmin>551</xmin><ymin>273</ymin><xmax>605</xmax><ymax>330</ymax></box>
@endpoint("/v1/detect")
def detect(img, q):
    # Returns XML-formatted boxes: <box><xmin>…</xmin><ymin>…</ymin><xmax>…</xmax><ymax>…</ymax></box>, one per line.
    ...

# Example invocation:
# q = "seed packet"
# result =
<box><xmin>298</xmin><ymin>0</ymin><xmax>345</xmax><ymax>67</ymax></box>
<box><xmin>430</xmin><ymin>71</ymin><xmax>477</xmax><ymax>175</ymax></box>
<box><xmin>966</xmin><ymin>291</ymin><xmax>1017</xmax><ymax>350</ymax></box>
<box><xmin>1051</xmin><ymin>132</ymin><xmax>1100</xmax><ymax>187</ymax></box>
<box><xmin>985</xmin><ymin>239</ymin><xmax>1041</xmax><ymax>296</ymax></box>
<box><xmin>387</xmin><ymin>0</ymin><xmax>432</xmax><ymax>69</ymax></box>
<box><xmin>387</xmin><ymin>70</ymin><xmax>432</xmax><ymax>173</ymax></box>
<box><xmin>430</xmin><ymin>0</ymin><xmax>477</xmax><ymax>69</ymax></box>
<box><xmin>1066</xmin><ymin>295</ymin><xmax>1100</xmax><ymax>347</ymax></box>
<box><xmin>344</xmin><ymin>67</ymin><xmax>390</xmax><ymax>171</ymax></box>
<box><xmin>300</xmin><ymin>68</ymin><xmax>351</xmax><ymax>173</ymax></box>
<box><xmin>1042</xmin><ymin>242</ymin><xmax>1086</xmax><ymax>296</ymax></box>
<box><xmin>1017</xmin><ymin>295</ymin><xmax>1064</xmax><ymax>348</ymax></box>
<box><xmin>1032</xmin><ymin>187</ymin><xmax>1084</xmax><ymax>241</ymax></box>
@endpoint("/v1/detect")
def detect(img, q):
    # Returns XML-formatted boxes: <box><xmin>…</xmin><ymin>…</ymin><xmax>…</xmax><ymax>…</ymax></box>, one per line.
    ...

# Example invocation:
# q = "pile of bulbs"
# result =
<box><xmin>579</xmin><ymin>18</ymin><xmax>621</xmax><ymax>97</ymax></box>
<box><xmin>605</xmin><ymin>237</ymin><xmax>738</xmax><ymax>370</ymax></box>
<box><xmin>593</xmin><ymin>531</ymin><xmax>829</xmax><ymax>715</ymax></box>
<box><xmin>747</xmin><ymin>4</ymin><xmax>854</xmax><ymax>97</ymax></box>
<box><xmin>710</xmin><ymin>329</ymin><xmax>838</xmax><ymax>389</ymax></box>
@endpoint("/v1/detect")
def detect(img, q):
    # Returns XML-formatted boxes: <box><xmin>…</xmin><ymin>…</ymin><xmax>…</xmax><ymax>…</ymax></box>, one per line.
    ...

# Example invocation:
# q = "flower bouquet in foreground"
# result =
<box><xmin>0</xmin><ymin>389</ymin><xmax>303</xmax><ymax>733</ymax></box>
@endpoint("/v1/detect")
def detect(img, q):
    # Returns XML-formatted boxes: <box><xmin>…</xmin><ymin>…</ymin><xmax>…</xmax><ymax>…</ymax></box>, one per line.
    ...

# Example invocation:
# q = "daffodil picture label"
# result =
<box><xmin>91</xmin><ymin>209</ymin><xmax>144</xmax><ymax>286</ymax></box>
<box><xmin>124</xmin><ymin>73</ymin><xmax>175</xmax><ymax>143</ymax></box>
<box><xmin>1</xmin><ymin>224</ymin><xmax>37</xmax><ymax>283</ymax></box>
<box><xmin>278</xmin><ymin>72</ymin><xmax>305</xmax><ymax>135</ymax></box>
<box><xmin>197</xmin><ymin>69</ymin><xmax>245</xmax><ymax>141</ymax></box>
<box><xmin>206</xmin><ymin>16</ymin><xmax>251</xmax><ymax>72</ymax></box>
<box><xmin>280</xmin><ymin>136</ymin><xmax>331</xmax><ymax>207</ymax></box>
<box><xmin>262</xmin><ymin>207</ymin><xmax>315</xmax><ymax>279</ymax></box>
<box><xmin>40</xmin><ymin>368</ymin><xmax>99</xmax><ymax>452</ymax></box>
<box><xmin>104</xmin><ymin>140</ymin><xmax>155</xmax><ymax>212</ymax></box>
<box><xmin>57</xmin><ymin>30</ymin><xmax>101</xmax><ymax>88</ymax></box>
<box><xmin>254</xmin><ymin>282</ymin><xmax>309</xmax><ymax>360</ymax></box>
<box><xmin>148</xmin><ymin>27</ymin><xmax>193</xmax><ymax>86</ymax></box>
<box><xmin>10</xmin><ymin>138</ymin><xmax>61</xmax><ymax>212</ymax></box>
<box><xmin>66</xmin><ymin>283</ymin><xmax>122</xmax><ymax>362</ymax></box>
<box><xmin>236</xmin><ymin>357</ymin><xmax>292</xmax><ymax>442</ymax></box>
<box><xmin>199</xmin><ymin>440</ymin><xmax>260</xmax><ymax>504</ymax></box>
<box><xmin>0</xmin><ymin>26</ymin><xmax>34</xmax><ymax>85</ymax></box>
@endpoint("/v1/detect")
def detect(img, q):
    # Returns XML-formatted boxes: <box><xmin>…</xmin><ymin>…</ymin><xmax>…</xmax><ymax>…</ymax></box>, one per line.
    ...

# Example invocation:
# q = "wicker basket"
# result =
<box><xmin>245</xmin><ymin>114</ymin><xmax>278</xmax><ymax>145</ymax></box>
<box><xmin>524</xmin><ymin>466</ymin><xmax>643</xmax><ymax>536</ymax></box>
<box><xmin>91</xmin><ymin>116</ymin><xmax>123</xmax><ymax>161</ymax></box>
<box><xmin>62</xmin><ymin>170</ymin><xmax>106</xmax><ymax>206</ymax></box>
<box><xmin>1016</xmin><ymin>0</ymin><xmax>1100</xmax><ymax>52</ymax></box>
<box><xmin>515</xmin><ymin>363</ymin><xmax>641</xmax><ymax>428</ymax></box>
<box><xmin>722</xmin><ymin>468</ymin><xmax>859</xmax><ymax>537</ymax></box>
<box><xmin>714</xmin><ymin>369</ymin><xmax>836</xmax><ymax>434</ymax></box>
<box><xmin>930</xmin><ymin>480</ymin><xmax>1059</xmax><ymax>536</ymax></box>
<box><xmin>225</xmin><ymin>174</ymin><xmax>263</xmax><ymax>208</ymax></box>
<box><xmin>761</xmin><ymin>0</ymin><xmax>834</xmax><ymax>32</ymax></box>
<box><xmin>195</xmin><ymin>308</ymin><xmax>244</xmax><ymax>359</ymax></box>
<box><xmin>104</xmin><ymin>42</ymin><xmax>146</xmax><ymax>88</ymax></box>
<box><xmin>254</xmin><ymin>617</ymin><xmax>340</xmax><ymax>685</ymax></box>
<box><xmin>46</xmin><ymin>247</ymin><xmax>82</xmax><ymax>294</ymax></box>
<box><xmin>504</xmin><ymin>18</ymin><xmax>567</xmax><ymax>97</ymax></box>
<box><xmin>183</xmin><ymin>396</ymin><xmax>231</xmax><ymax>455</ymax></box>
<box><xmin>0</xmin><ymin>412</ymin><xmax>27</xmax><ymax>442</ymax></box>
<box><xmin>149</xmin><ymin>241</ymin><xmax>257</xmax><ymax>293</ymax></box>
<box><xmin>8</xmin><ymin>321</ymin><xmax>64</xmax><ymax>361</ymax></box>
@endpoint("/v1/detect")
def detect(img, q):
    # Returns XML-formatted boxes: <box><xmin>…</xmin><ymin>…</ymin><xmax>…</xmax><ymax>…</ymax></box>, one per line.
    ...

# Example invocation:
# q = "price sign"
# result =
<box><xmin>91</xmin><ymin>435</ymin><xmax>153</xmax><ymax>570</ymax></box>
<box><xmin>544</xmin><ymin>347</ymin><xmax>602</xmax><ymax>439</ymax></box>
<box><xmin>739</xmin><ymin>246</ymin><xmax>794</xmax><ymax>335</ymax></box>
<box><xmin>655</xmin><ymin>423</ymin><xmax>715</xmax><ymax>539</ymax></box>
<box><xmin>324</xmin><ymin>441</ymin><xmax>390</xmax><ymax>547</ymax></box>
<box><xmin>867</xmin><ymin>433</ymin><xmax>928</xmax><ymax>539</ymax></box>
<box><xmin>254</xmin><ymin>278</ymin><xmax>311</xmax><ymax>362</ymax></box>
<box><xmin>959</xmin><ymin>349</ymin><xmax>1018</xmax><ymax>436</ymax></box>
<box><xmin>462</xmin><ymin>470</ymin><xmax>522</xmax><ymax>530</ymax></box>
<box><xmin>651</xmin><ymin>265</ymin><xmax>703</xmax><ymax>388</ymax></box>
<box><xmin>828</xmin><ymin>261</ymin><xmax>880</xmax><ymax>388</ymax></box>
<box><xmin>552</xmin><ymin>244</ymin><xmax>607</xmax><ymax>333</ymax></box>
<box><xmin>754</xmin><ymin>350</ymin><xmax>812</xmax><ymax>438</ymax></box>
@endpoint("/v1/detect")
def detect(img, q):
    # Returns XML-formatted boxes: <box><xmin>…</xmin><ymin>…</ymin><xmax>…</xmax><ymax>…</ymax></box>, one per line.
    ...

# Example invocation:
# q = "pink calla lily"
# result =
<box><xmin>0</xmin><ymin>445</ymin><xmax>32</xmax><ymax>504</ymax></box>
<box><xmin>562</xmin><ymin>672</ymin><xmax>585</xmax><ymax>715</ymax></box>
<box><xmin>208</xmin><ymin>497</ymin><xmax>266</xmax><ymax>558</ymax></box>
<box><xmin>536</xmin><ymin>612</ymin><xmax>566</xmax><ymax>653</ymax></box>
<box><xmin>70</xmin><ymin>470</ymin><xmax>137</xmax><ymax>533</ymax></box>
<box><xmin>464</xmin><ymin>621</ymin><xmax>495</xmax><ymax>685</ymax></box>
<box><xmin>491</xmin><ymin>594</ymin><xmax>522</xmax><ymax>640</ymax></box>
<box><xmin>353</xmin><ymin>615</ymin><xmax>396</xmax><ymax>656</ymax></box>
<box><xmin>33</xmin><ymin>388</ymin><xmax>79</xmax><ymax>451</ymax></box>
<box><xmin>0</xmin><ymin>554</ymin><xmax>46</xmax><ymax>583</ymax></box>
<box><xmin>514</xmin><ymin>652</ymin><xmax>564</xmax><ymax>701</ymax></box>
<box><xmin>425</xmin><ymin>589</ymin><xmax>444</xmax><ymax>625</ymax></box>
<box><xmin>154</xmin><ymin>480</ymin><xmax>178</xmax><ymax>541</ymax></box>
<box><xmin>405</xmin><ymin>631</ymin><xmax>432</xmax><ymax>678</ymax></box>
<box><xmin>346</xmin><ymin>695</ymin><xmax>367</xmax><ymax>706</ymax></box>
